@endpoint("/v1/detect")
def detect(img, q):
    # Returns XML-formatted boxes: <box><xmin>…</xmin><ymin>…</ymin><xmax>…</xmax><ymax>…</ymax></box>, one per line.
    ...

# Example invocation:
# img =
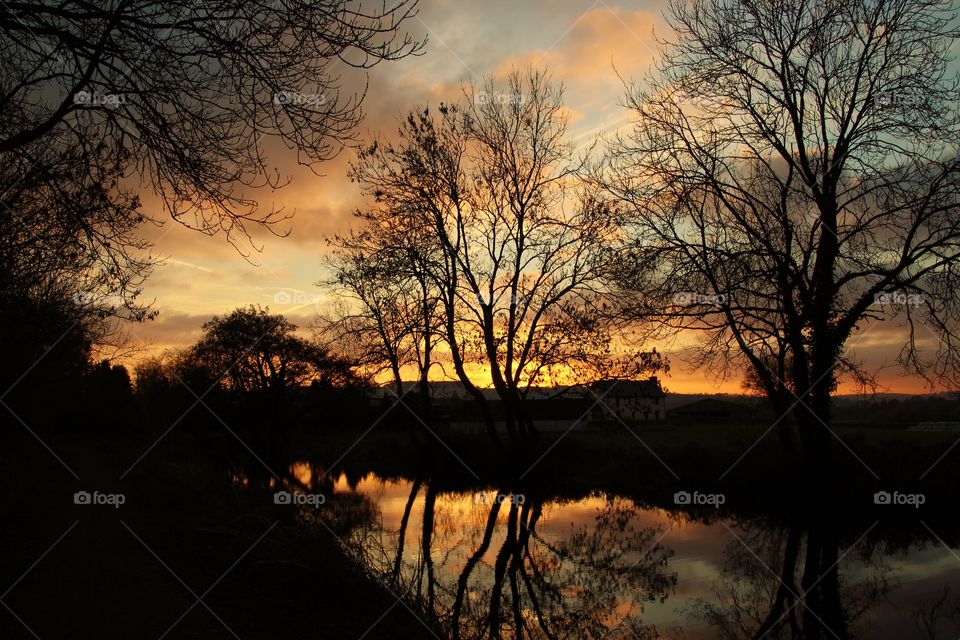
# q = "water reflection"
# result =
<box><xmin>258</xmin><ymin>465</ymin><xmax>960</xmax><ymax>640</ymax></box>
<box><xmin>367</xmin><ymin>483</ymin><xmax>676</xmax><ymax>639</ymax></box>
<box><xmin>687</xmin><ymin>511</ymin><xmax>890</xmax><ymax>639</ymax></box>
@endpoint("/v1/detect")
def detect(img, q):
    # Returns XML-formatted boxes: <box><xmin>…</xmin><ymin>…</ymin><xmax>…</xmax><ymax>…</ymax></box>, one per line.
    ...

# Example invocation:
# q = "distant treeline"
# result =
<box><xmin>1</xmin><ymin>306</ymin><xmax>372</xmax><ymax>434</ymax></box>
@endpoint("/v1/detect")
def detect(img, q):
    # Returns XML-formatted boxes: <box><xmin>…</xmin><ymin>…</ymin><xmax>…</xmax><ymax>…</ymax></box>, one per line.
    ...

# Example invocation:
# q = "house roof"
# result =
<box><xmin>589</xmin><ymin>377</ymin><xmax>665</xmax><ymax>398</ymax></box>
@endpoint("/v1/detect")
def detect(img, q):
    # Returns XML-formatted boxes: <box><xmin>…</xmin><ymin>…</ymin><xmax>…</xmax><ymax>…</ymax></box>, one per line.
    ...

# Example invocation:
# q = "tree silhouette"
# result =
<box><xmin>0</xmin><ymin>140</ymin><xmax>152</xmax><ymax>397</ymax></box>
<box><xmin>192</xmin><ymin>305</ymin><xmax>358</xmax><ymax>398</ymax></box>
<box><xmin>0</xmin><ymin>0</ymin><xmax>424</xmax><ymax>246</ymax></box>
<box><xmin>0</xmin><ymin>1</ymin><xmax>424</xmax><ymax>400</ymax></box>
<box><xmin>345</xmin><ymin>69</ymin><xmax>666</xmax><ymax>439</ymax></box>
<box><xmin>598</xmin><ymin>0</ymin><xmax>960</xmax><ymax>467</ymax></box>
<box><xmin>322</xmin><ymin>223</ymin><xmax>443</xmax><ymax>418</ymax></box>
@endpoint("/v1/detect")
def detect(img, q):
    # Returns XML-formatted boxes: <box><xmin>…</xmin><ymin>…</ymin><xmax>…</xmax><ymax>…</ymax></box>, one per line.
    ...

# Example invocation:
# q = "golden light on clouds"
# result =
<box><xmin>125</xmin><ymin>0</ymin><xmax>945</xmax><ymax>395</ymax></box>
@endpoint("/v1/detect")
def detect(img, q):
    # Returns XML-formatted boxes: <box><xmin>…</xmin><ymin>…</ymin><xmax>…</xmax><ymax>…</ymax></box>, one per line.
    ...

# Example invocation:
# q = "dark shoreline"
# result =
<box><xmin>3</xmin><ymin>420</ymin><xmax>957</xmax><ymax>638</ymax></box>
<box><xmin>0</xmin><ymin>428</ymin><xmax>440</xmax><ymax>639</ymax></box>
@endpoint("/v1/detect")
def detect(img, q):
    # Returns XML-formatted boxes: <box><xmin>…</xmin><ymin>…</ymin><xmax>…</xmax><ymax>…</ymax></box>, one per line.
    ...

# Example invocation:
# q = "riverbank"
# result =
<box><xmin>0</xmin><ymin>428</ymin><xmax>440</xmax><ymax>639</ymax></box>
<box><xmin>287</xmin><ymin>421</ymin><xmax>960</xmax><ymax>528</ymax></box>
<box><xmin>4</xmin><ymin>417</ymin><xmax>957</xmax><ymax>638</ymax></box>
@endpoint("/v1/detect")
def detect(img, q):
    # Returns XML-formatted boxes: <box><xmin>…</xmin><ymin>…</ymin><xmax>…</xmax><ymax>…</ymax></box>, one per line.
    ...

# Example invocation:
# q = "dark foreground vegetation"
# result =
<box><xmin>0</xmin><ymin>425</ymin><xmax>443</xmax><ymax>639</ymax></box>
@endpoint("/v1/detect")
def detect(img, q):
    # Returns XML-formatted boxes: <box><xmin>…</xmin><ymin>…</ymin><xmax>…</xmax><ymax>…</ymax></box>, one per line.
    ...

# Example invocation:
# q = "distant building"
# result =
<box><xmin>587</xmin><ymin>377</ymin><xmax>667</xmax><ymax>424</ymax></box>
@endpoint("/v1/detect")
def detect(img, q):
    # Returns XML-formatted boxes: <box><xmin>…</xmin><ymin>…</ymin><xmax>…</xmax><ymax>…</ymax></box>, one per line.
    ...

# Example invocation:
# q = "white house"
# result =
<box><xmin>587</xmin><ymin>377</ymin><xmax>667</xmax><ymax>424</ymax></box>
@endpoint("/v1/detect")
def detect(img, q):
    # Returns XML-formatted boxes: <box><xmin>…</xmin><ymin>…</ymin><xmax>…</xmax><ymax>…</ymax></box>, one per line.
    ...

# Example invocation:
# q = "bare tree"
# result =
<box><xmin>0</xmin><ymin>139</ymin><xmax>153</xmax><ymax>319</ymax></box>
<box><xmin>321</xmin><ymin>208</ymin><xmax>444</xmax><ymax>421</ymax></box>
<box><xmin>348</xmin><ymin>69</ymin><xmax>663</xmax><ymax>438</ymax></box>
<box><xmin>0</xmin><ymin>0</ymin><xmax>424</xmax><ymax>383</ymax></box>
<box><xmin>0</xmin><ymin>0</ymin><xmax>424</xmax><ymax>246</ymax></box>
<box><xmin>598</xmin><ymin>0</ymin><xmax>960</xmax><ymax>466</ymax></box>
<box><xmin>0</xmin><ymin>136</ymin><xmax>155</xmax><ymax>393</ymax></box>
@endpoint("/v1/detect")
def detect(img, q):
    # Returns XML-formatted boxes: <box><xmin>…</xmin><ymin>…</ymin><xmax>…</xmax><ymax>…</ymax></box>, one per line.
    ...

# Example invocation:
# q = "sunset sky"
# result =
<box><xmin>128</xmin><ymin>0</ymin><xmax>940</xmax><ymax>394</ymax></box>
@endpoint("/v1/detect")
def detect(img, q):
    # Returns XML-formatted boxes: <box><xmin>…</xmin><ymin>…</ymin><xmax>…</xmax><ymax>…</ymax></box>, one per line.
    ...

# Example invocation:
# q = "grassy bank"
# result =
<box><xmin>287</xmin><ymin>421</ymin><xmax>960</xmax><ymax>528</ymax></box>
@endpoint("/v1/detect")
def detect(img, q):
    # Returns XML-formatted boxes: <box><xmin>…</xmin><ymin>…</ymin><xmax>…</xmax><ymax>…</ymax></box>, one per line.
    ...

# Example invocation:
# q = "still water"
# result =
<box><xmin>285</xmin><ymin>463</ymin><xmax>960</xmax><ymax>639</ymax></box>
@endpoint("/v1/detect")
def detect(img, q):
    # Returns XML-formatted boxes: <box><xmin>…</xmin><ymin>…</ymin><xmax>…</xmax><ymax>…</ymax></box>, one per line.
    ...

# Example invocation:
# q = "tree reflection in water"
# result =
<box><xmin>913</xmin><ymin>585</ymin><xmax>960</xmax><ymax>640</ymax></box>
<box><xmin>685</xmin><ymin>502</ymin><xmax>892</xmax><ymax>640</ymax></box>
<box><xmin>258</xmin><ymin>464</ymin><xmax>960</xmax><ymax>640</ymax></box>
<box><xmin>352</xmin><ymin>484</ymin><xmax>676</xmax><ymax>639</ymax></box>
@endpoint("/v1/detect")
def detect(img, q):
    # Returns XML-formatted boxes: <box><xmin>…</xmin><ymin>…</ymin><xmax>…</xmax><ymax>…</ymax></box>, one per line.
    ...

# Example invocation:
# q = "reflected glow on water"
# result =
<box><xmin>300</xmin><ymin>468</ymin><xmax>960</xmax><ymax>639</ymax></box>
